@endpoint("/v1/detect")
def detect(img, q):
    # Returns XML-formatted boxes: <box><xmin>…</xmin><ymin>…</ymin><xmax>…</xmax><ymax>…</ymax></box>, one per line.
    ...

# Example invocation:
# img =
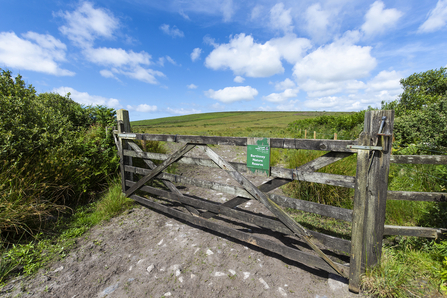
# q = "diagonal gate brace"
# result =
<box><xmin>125</xmin><ymin>143</ymin><xmax>196</xmax><ymax>197</ymax></box>
<box><xmin>127</xmin><ymin>141</ymin><xmax>200</xmax><ymax>216</ymax></box>
<box><xmin>200</xmin><ymin>144</ymin><xmax>348</xmax><ymax>279</ymax></box>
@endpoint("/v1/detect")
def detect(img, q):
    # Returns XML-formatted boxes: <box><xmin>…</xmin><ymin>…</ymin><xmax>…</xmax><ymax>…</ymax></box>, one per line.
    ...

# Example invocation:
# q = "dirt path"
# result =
<box><xmin>1</xmin><ymin>145</ymin><xmax>364</xmax><ymax>298</ymax></box>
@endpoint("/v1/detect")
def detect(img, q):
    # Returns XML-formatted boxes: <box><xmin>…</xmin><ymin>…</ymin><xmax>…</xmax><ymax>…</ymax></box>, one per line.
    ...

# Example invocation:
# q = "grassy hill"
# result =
<box><xmin>131</xmin><ymin>111</ymin><xmax>352</xmax><ymax>137</ymax></box>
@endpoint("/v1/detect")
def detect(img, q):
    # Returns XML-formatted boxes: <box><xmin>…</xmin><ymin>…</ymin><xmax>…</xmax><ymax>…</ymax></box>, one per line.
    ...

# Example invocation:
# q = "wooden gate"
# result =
<box><xmin>114</xmin><ymin>109</ymin><xmax>396</xmax><ymax>293</ymax></box>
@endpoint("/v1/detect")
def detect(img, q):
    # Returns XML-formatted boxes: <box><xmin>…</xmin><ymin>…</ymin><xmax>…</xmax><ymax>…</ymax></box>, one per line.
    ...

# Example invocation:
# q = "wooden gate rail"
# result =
<box><xmin>123</xmin><ymin>149</ymin><xmax>356</xmax><ymax>188</ymax></box>
<box><xmin>117</xmin><ymin>133</ymin><xmax>357</xmax><ymax>152</ymax></box>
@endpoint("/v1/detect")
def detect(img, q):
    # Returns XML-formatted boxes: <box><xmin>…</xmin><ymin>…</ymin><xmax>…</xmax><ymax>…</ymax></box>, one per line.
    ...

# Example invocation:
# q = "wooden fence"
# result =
<box><xmin>114</xmin><ymin>109</ymin><xmax>446</xmax><ymax>294</ymax></box>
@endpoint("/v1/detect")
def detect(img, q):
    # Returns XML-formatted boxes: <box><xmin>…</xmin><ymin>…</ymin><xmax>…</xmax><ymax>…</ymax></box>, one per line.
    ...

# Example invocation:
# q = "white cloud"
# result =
<box><xmin>127</xmin><ymin>104</ymin><xmax>158</xmax><ymax>112</ymax></box>
<box><xmin>167</xmin><ymin>107</ymin><xmax>201</xmax><ymax>115</ymax></box>
<box><xmin>418</xmin><ymin>0</ymin><xmax>447</xmax><ymax>33</ymax></box>
<box><xmin>205</xmin><ymin>33</ymin><xmax>311</xmax><ymax>78</ymax></box>
<box><xmin>204</xmin><ymin>86</ymin><xmax>258</xmax><ymax>103</ymax></box>
<box><xmin>269</xmin><ymin>3</ymin><xmax>293</xmax><ymax>34</ymax></box>
<box><xmin>53</xmin><ymin>87</ymin><xmax>121</xmax><ymax>108</ymax></box>
<box><xmin>179</xmin><ymin>9</ymin><xmax>190</xmax><ymax>20</ymax></box>
<box><xmin>57</xmin><ymin>2</ymin><xmax>119</xmax><ymax>47</ymax></box>
<box><xmin>275</xmin><ymin>78</ymin><xmax>296</xmax><ymax>91</ymax></box>
<box><xmin>0</xmin><ymin>31</ymin><xmax>74</xmax><ymax>76</ymax></box>
<box><xmin>234</xmin><ymin>76</ymin><xmax>245</xmax><ymax>83</ymax></box>
<box><xmin>251</xmin><ymin>5</ymin><xmax>263</xmax><ymax>21</ymax></box>
<box><xmin>267</xmin><ymin>34</ymin><xmax>312</xmax><ymax>64</ymax></box>
<box><xmin>293</xmin><ymin>41</ymin><xmax>377</xmax><ymax>84</ymax></box>
<box><xmin>99</xmin><ymin>69</ymin><xmax>116</xmax><ymax>78</ymax></box>
<box><xmin>366</xmin><ymin>70</ymin><xmax>402</xmax><ymax>92</ymax></box>
<box><xmin>116</xmin><ymin>66</ymin><xmax>165</xmax><ymax>84</ymax></box>
<box><xmin>361</xmin><ymin>1</ymin><xmax>403</xmax><ymax>36</ymax></box>
<box><xmin>191</xmin><ymin>48</ymin><xmax>202</xmax><ymax>61</ymax></box>
<box><xmin>305</xmin><ymin>4</ymin><xmax>330</xmax><ymax>41</ymax></box>
<box><xmin>160</xmin><ymin>24</ymin><xmax>184</xmax><ymax>38</ymax></box>
<box><xmin>187</xmin><ymin>84</ymin><xmax>198</xmax><ymax>89</ymax></box>
<box><xmin>205</xmin><ymin>34</ymin><xmax>283</xmax><ymax>77</ymax></box>
<box><xmin>166</xmin><ymin>56</ymin><xmax>179</xmax><ymax>66</ymax></box>
<box><xmin>220</xmin><ymin>0</ymin><xmax>234</xmax><ymax>22</ymax></box>
<box><xmin>83</xmin><ymin>47</ymin><xmax>151</xmax><ymax>67</ymax></box>
<box><xmin>263</xmin><ymin>88</ymin><xmax>298</xmax><ymax>103</ymax></box>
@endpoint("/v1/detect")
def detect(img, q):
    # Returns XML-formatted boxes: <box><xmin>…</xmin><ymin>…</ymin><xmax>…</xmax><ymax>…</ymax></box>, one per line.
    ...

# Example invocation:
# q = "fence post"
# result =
<box><xmin>349</xmin><ymin>132</ymin><xmax>370</xmax><ymax>293</ymax></box>
<box><xmin>117</xmin><ymin>109</ymin><xmax>132</xmax><ymax>192</ymax></box>
<box><xmin>334</xmin><ymin>133</ymin><xmax>337</xmax><ymax>140</ymax></box>
<box><xmin>314</xmin><ymin>131</ymin><xmax>316</xmax><ymax>139</ymax></box>
<box><xmin>305</xmin><ymin>130</ymin><xmax>307</xmax><ymax>139</ymax></box>
<box><xmin>363</xmin><ymin>110</ymin><xmax>394</xmax><ymax>267</ymax></box>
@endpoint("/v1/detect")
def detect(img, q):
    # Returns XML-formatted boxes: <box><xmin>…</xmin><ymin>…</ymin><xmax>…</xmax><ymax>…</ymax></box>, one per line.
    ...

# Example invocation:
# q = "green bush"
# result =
<box><xmin>0</xmin><ymin>69</ymin><xmax>119</xmax><ymax>243</ymax></box>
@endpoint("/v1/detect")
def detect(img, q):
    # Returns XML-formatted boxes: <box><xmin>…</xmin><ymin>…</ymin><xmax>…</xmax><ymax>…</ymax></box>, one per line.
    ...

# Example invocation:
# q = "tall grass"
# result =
<box><xmin>283</xmin><ymin>149</ymin><xmax>357</xmax><ymax>209</ymax></box>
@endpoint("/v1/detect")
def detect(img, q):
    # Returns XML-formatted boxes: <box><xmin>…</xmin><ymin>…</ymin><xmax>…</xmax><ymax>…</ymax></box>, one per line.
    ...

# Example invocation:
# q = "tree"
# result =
<box><xmin>382</xmin><ymin>67</ymin><xmax>447</xmax><ymax>149</ymax></box>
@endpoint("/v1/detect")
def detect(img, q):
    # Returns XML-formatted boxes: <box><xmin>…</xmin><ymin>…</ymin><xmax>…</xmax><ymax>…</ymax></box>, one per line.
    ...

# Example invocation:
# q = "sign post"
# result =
<box><xmin>247</xmin><ymin>138</ymin><xmax>271</xmax><ymax>176</ymax></box>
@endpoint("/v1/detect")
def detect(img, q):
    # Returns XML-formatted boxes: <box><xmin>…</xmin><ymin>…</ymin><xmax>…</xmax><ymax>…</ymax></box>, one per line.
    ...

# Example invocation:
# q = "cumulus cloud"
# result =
<box><xmin>275</xmin><ymin>78</ymin><xmax>296</xmax><ymax>91</ymax></box>
<box><xmin>234</xmin><ymin>76</ymin><xmax>245</xmax><ymax>83</ymax></box>
<box><xmin>205</xmin><ymin>33</ymin><xmax>311</xmax><ymax>78</ymax></box>
<box><xmin>191</xmin><ymin>48</ymin><xmax>202</xmax><ymax>61</ymax></box>
<box><xmin>53</xmin><ymin>87</ymin><xmax>121</xmax><ymax>108</ymax></box>
<box><xmin>0</xmin><ymin>31</ymin><xmax>74</xmax><ymax>76</ymax></box>
<box><xmin>99</xmin><ymin>69</ymin><xmax>116</xmax><ymax>79</ymax></box>
<box><xmin>366</xmin><ymin>70</ymin><xmax>402</xmax><ymax>92</ymax></box>
<box><xmin>204</xmin><ymin>86</ymin><xmax>258</xmax><ymax>103</ymax></box>
<box><xmin>57</xmin><ymin>2</ymin><xmax>119</xmax><ymax>48</ymax></box>
<box><xmin>263</xmin><ymin>88</ymin><xmax>298</xmax><ymax>103</ymax></box>
<box><xmin>293</xmin><ymin>40</ymin><xmax>376</xmax><ymax>94</ymax></box>
<box><xmin>267</xmin><ymin>34</ymin><xmax>312</xmax><ymax>64</ymax></box>
<box><xmin>187</xmin><ymin>84</ymin><xmax>198</xmax><ymax>89</ymax></box>
<box><xmin>83</xmin><ymin>47</ymin><xmax>151</xmax><ymax>67</ymax></box>
<box><xmin>160</xmin><ymin>24</ymin><xmax>184</xmax><ymax>38</ymax></box>
<box><xmin>167</xmin><ymin>107</ymin><xmax>201</xmax><ymax>115</ymax></box>
<box><xmin>126</xmin><ymin>104</ymin><xmax>158</xmax><ymax>112</ymax></box>
<box><xmin>116</xmin><ymin>66</ymin><xmax>165</xmax><ymax>84</ymax></box>
<box><xmin>418</xmin><ymin>0</ymin><xmax>447</xmax><ymax>33</ymax></box>
<box><xmin>166</xmin><ymin>56</ymin><xmax>179</xmax><ymax>66</ymax></box>
<box><xmin>305</xmin><ymin>4</ymin><xmax>331</xmax><ymax>41</ymax></box>
<box><xmin>269</xmin><ymin>3</ymin><xmax>293</xmax><ymax>34</ymax></box>
<box><xmin>361</xmin><ymin>1</ymin><xmax>403</xmax><ymax>36</ymax></box>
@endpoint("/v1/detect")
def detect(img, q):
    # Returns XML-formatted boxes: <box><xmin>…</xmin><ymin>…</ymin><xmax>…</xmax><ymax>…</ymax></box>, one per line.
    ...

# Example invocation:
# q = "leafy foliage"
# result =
<box><xmin>0</xmin><ymin>69</ymin><xmax>118</xmax><ymax>242</ymax></box>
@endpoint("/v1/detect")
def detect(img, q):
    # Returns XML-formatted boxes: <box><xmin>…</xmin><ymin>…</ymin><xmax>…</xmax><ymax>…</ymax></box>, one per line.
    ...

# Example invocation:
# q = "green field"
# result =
<box><xmin>131</xmin><ymin>111</ymin><xmax>352</xmax><ymax>137</ymax></box>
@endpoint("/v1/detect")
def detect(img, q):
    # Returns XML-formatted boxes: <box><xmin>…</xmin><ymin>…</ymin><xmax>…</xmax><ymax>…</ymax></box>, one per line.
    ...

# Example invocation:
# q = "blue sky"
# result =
<box><xmin>1</xmin><ymin>1</ymin><xmax>446</xmax><ymax>121</ymax></box>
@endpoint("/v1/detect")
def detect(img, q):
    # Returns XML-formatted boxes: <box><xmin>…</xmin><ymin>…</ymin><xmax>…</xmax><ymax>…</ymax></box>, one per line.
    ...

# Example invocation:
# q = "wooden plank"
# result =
<box><xmin>297</xmin><ymin>152</ymin><xmax>354</xmax><ymax>172</ymax></box>
<box><xmin>383</xmin><ymin>225</ymin><xmax>446</xmax><ymax>238</ymax></box>
<box><xmin>127</xmin><ymin>141</ymin><xmax>200</xmax><ymax>216</ymax></box>
<box><xmin>125</xmin><ymin>150</ymin><xmax>356</xmax><ymax>188</ymax></box>
<box><xmin>268</xmin><ymin>194</ymin><xmax>352</xmax><ymax>222</ymax></box>
<box><xmin>200</xmin><ymin>145</ymin><xmax>349</xmax><ymax>278</ymax></box>
<box><xmin>125</xmin><ymin>166</ymin><xmax>353</xmax><ymax>222</ymax></box>
<box><xmin>363</xmin><ymin>110</ymin><xmax>394</xmax><ymax>268</ymax></box>
<box><xmin>124</xmin><ymin>143</ymin><xmax>196</xmax><ymax>197</ymax></box>
<box><xmin>390</xmin><ymin>155</ymin><xmax>447</xmax><ymax>165</ymax></box>
<box><xmin>119</xmin><ymin>133</ymin><xmax>357</xmax><ymax>152</ymax></box>
<box><xmin>200</xmin><ymin>178</ymin><xmax>292</xmax><ymax>219</ymax></box>
<box><xmin>117</xmin><ymin>109</ymin><xmax>132</xmax><ymax>191</ymax></box>
<box><xmin>387</xmin><ymin>191</ymin><xmax>447</xmax><ymax>202</ymax></box>
<box><xmin>270</xmin><ymin>138</ymin><xmax>357</xmax><ymax>152</ymax></box>
<box><xmin>130</xmin><ymin>194</ymin><xmax>349</xmax><ymax>276</ymax></box>
<box><xmin>349</xmin><ymin>132</ymin><xmax>370</xmax><ymax>293</ymax></box>
<box><xmin>128</xmin><ymin>179</ymin><xmax>350</xmax><ymax>253</ymax></box>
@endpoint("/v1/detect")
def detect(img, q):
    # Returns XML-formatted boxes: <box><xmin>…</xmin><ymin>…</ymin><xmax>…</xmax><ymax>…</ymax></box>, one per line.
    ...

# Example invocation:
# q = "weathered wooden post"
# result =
<box><xmin>334</xmin><ymin>133</ymin><xmax>337</xmax><ymax>140</ymax></box>
<box><xmin>363</xmin><ymin>110</ymin><xmax>394</xmax><ymax>268</ymax></box>
<box><xmin>349</xmin><ymin>132</ymin><xmax>371</xmax><ymax>293</ymax></box>
<box><xmin>117</xmin><ymin>109</ymin><xmax>132</xmax><ymax>192</ymax></box>
<box><xmin>314</xmin><ymin>131</ymin><xmax>316</xmax><ymax>139</ymax></box>
<box><xmin>349</xmin><ymin>110</ymin><xmax>394</xmax><ymax>292</ymax></box>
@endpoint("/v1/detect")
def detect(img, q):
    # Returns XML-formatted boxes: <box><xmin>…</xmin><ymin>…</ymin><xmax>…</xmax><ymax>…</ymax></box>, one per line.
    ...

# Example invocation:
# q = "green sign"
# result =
<box><xmin>247</xmin><ymin>138</ymin><xmax>270</xmax><ymax>176</ymax></box>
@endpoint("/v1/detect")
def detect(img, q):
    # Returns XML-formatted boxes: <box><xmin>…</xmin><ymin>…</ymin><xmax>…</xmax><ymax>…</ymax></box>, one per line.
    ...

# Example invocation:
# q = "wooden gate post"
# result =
<box><xmin>363</xmin><ymin>110</ymin><xmax>394</xmax><ymax>267</ymax></box>
<box><xmin>117</xmin><ymin>109</ymin><xmax>132</xmax><ymax>192</ymax></box>
<box><xmin>349</xmin><ymin>132</ymin><xmax>371</xmax><ymax>293</ymax></box>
